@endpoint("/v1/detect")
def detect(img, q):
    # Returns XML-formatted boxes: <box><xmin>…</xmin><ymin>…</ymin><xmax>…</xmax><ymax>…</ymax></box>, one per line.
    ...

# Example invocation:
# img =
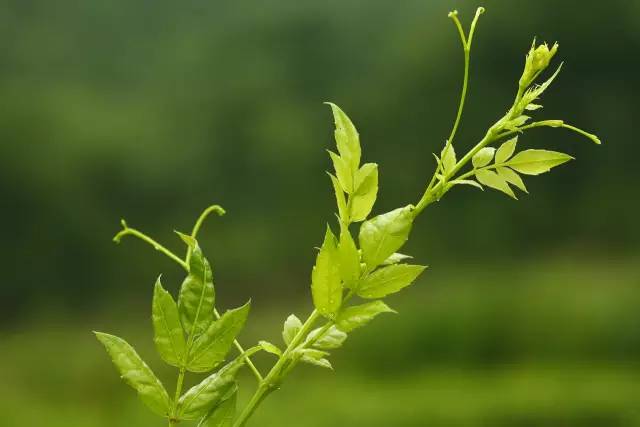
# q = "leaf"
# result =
<box><xmin>450</xmin><ymin>179</ymin><xmax>484</xmax><ymax>190</ymax></box>
<box><xmin>306</xmin><ymin>325</ymin><xmax>347</xmax><ymax>350</ymax></box>
<box><xmin>381</xmin><ymin>252</ymin><xmax>413</xmax><ymax>266</ymax></box>
<box><xmin>298</xmin><ymin>349</ymin><xmax>333</xmax><ymax>370</ymax></box>
<box><xmin>259</xmin><ymin>341</ymin><xmax>282</xmax><ymax>356</ymax></box>
<box><xmin>178</xmin><ymin>242</ymin><xmax>215</xmax><ymax>341</ymax></box>
<box><xmin>357</xmin><ymin>264</ymin><xmax>427</xmax><ymax>299</ymax></box>
<box><xmin>187</xmin><ymin>302</ymin><xmax>251</xmax><ymax>373</ymax></box>
<box><xmin>94</xmin><ymin>332</ymin><xmax>171</xmax><ymax>417</ymax></box>
<box><xmin>350</xmin><ymin>163</ymin><xmax>378</xmax><ymax>222</ymax></box>
<box><xmin>441</xmin><ymin>144</ymin><xmax>457</xmax><ymax>175</ymax></box>
<box><xmin>326</xmin><ymin>102</ymin><xmax>361</xmax><ymax>172</ymax></box>
<box><xmin>282</xmin><ymin>314</ymin><xmax>302</xmax><ymax>346</ymax></box>
<box><xmin>336</xmin><ymin>301</ymin><xmax>396</xmax><ymax>332</ymax></box>
<box><xmin>497</xmin><ymin>167</ymin><xmax>528</xmax><ymax>193</ymax></box>
<box><xmin>495</xmin><ymin>137</ymin><xmax>518</xmax><ymax>164</ymax></box>
<box><xmin>178</xmin><ymin>357</ymin><xmax>245</xmax><ymax>420</ymax></box>
<box><xmin>328</xmin><ymin>173</ymin><xmax>347</xmax><ymax>221</ymax></box>
<box><xmin>311</xmin><ymin>227</ymin><xmax>342</xmax><ymax>319</ymax></box>
<box><xmin>337</xmin><ymin>225</ymin><xmax>360</xmax><ymax>288</ymax></box>
<box><xmin>198</xmin><ymin>391</ymin><xmax>237</xmax><ymax>427</ymax></box>
<box><xmin>152</xmin><ymin>277</ymin><xmax>186</xmax><ymax>368</ymax></box>
<box><xmin>329</xmin><ymin>151</ymin><xmax>353</xmax><ymax>194</ymax></box>
<box><xmin>475</xmin><ymin>169</ymin><xmax>516</xmax><ymax>199</ymax></box>
<box><xmin>525</xmin><ymin>103</ymin><xmax>543</xmax><ymax>110</ymax></box>
<box><xmin>359</xmin><ymin>205</ymin><xmax>414</xmax><ymax>269</ymax></box>
<box><xmin>506</xmin><ymin>149</ymin><xmax>573</xmax><ymax>175</ymax></box>
<box><xmin>472</xmin><ymin>147</ymin><xmax>495</xmax><ymax>168</ymax></box>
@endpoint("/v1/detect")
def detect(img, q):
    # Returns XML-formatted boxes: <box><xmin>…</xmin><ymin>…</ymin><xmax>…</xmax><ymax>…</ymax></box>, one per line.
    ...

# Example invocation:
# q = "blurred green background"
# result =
<box><xmin>1</xmin><ymin>0</ymin><xmax>638</xmax><ymax>426</ymax></box>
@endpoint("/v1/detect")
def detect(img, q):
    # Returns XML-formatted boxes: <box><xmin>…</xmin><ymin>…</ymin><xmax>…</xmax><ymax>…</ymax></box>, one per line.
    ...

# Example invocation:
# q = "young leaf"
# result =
<box><xmin>311</xmin><ymin>227</ymin><xmax>342</xmax><ymax>319</ymax></box>
<box><xmin>328</xmin><ymin>173</ymin><xmax>348</xmax><ymax>221</ymax></box>
<box><xmin>338</xmin><ymin>225</ymin><xmax>360</xmax><ymax>289</ymax></box>
<box><xmin>497</xmin><ymin>167</ymin><xmax>528</xmax><ymax>193</ymax></box>
<box><xmin>441</xmin><ymin>144</ymin><xmax>457</xmax><ymax>175</ymax></box>
<box><xmin>357</xmin><ymin>264</ymin><xmax>427</xmax><ymax>299</ymax></box>
<box><xmin>178</xmin><ymin>357</ymin><xmax>246</xmax><ymax>420</ymax></box>
<box><xmin>187</xmin><ymin>302</ymin><xmax>251</xmax><ymax>373</ymax></box>
<box><xmin>198</xmin><ymin>391</ymin><xmax>237</xmax><ymax>427</ymax></box>
<box><xmin>472</xmin><ymin>147</ymin><xmax>495</xmax><ymax>168</ymax></box>
<box><xmin>506</xmin><ymin>149</ymin><xmax>573</xmax><ymax>175</ymax></box>
<box><xmin>336</xmin><ymin>301</ymin><xmax>396</xmax><ymax>333</ymax></box>
<box><xmin>282</xmin><ymin>314</ymin><xmax>302</xmax><ymax>346</ymax></box>
<box><xmin>382</xmin><ymin>252</ymin><xmax>413</xmax><ymax>266</ymax></box>
<box><xmin>94</xmin><ymin>332</ymin><xmax>171</xmax><ymax>417</ymax></box>
<box><xmin>495</xmin><ymin>136</ymin><xmax>518</xmax><ymax>164</ymax></box>
<box><xmin>359</xmin><ymin>205</ymin><xmax>414</xmax><ymax>269</ymax></box>
<box><xmin>326</xmin><ymin>102</ymin><xmax>361</xmax><ymax>172</ymax></box>
<box><xmin>329</xmin><ymin>151</ymin><xmax>354</xmax><ymax>194</ymax></box>
<box><xmin>298</xmin><ymin>349</ymin><xmax>333</xmax><ymax>370</ymax></box>
<box><xmin>306</xmin><ymin>325</ymin><xmax>347</xmax><ymax>350</ymax></box>
<box><xmin>449</xmin><ymin>179</ymin><xmax>484</xmax><ymax>190</ymax></box>
<box><xmin>152</xmin><ymin>277</ymin><xmax>186</xmax><ymax>368</ymax></box>
<box><xmin>178</xmin><ymin>242</ymin><xmax>215</xmax><ymax>340</ymax></box>
<box><xmin>259</xmin><ymin>341</ymin><xmax>282</xmax><ymax>356</ymax></box>
<box><xmin>350</xmin><ymin>163</ymin><xmax>378</xmax><ymax>222</ymax></box>
<box><xmin>475</xmin><ymin>169</ymin><xmax>516</xmax><ymax>199</ymax></box>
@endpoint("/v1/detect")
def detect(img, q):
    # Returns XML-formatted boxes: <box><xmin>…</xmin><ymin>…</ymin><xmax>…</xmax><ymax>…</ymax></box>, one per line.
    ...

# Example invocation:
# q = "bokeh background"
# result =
<box><xmin>1</xmin><ymin>0</ymin><xmax>638</xmax><ymax>426</ymax></box>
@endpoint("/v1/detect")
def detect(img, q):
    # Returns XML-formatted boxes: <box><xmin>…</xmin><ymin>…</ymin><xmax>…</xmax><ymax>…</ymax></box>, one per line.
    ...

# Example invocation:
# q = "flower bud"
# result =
<box><xmin>519</xmin><ymin>41</ymin><xmax>559</xmax><ymax>88</ymax></box>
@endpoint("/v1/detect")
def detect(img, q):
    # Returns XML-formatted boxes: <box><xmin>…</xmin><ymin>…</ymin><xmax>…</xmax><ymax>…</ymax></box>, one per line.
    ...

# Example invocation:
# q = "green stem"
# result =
<box><xmin>186</xmin><ymin>204</ymin><xmax>226</xmax><ymax>264</ymax></box>
<box><xmin>232</xmin><ymin>310</ymin><xmax>322</xmax><ymax>427</ymax></box>
<box><xmin>113</xmin><ymin>222</ymin><xmax>188</xmax><ymax>270</ymax></box>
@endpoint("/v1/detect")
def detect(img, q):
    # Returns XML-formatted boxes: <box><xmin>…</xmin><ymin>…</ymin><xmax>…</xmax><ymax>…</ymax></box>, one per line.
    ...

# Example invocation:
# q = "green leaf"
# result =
<box><xmin>381</xmin><ymin>252</ymin><xmax>413</xmax><ymax>266</ymax></box>
<box><xmin>495</xmin><ymin>137</ymin><xmax>518</xmax><ymax>164</ymax></box>
<box><xmin>329</xmin><ymin>150</ymin><xmax>353</xmax><ymax>194</ymax></box>
<box><xmin>298</xmin><ymin>349</ymin><xmax>333</xmax><ymax>370</ymax></box>
<box><xmin>282</xmin><ymin>314</ymin><xmax>302</xmax><ymax>346</ymax></box>
<box><xmin>441</xmin><ymin>145</ymin><xmax>457</xmax><ymax>175</ymax></box>
<box><xmin>328</xmin><ymin>173</ymin><xmax>348</xmax><ymax>221</ymax></box>
<box><xmin>475</xmin><ymin>169</ymin><xmax>516</xmax><ymax>199</ymax></box>
<box><xmin>359</xmin><ymin>205</ymin><xmax>414</xmax><ymax>269</ymax></box>
<box><xmin>497</xmin><ymin>167</ymin><xmax>528</xmax><ymax>193</ymax></box>
<box><xmin>326</xmin><ymin>102</ymin><xmax>361</xmax><ymax>172</ymax></box>
<box><xmin>259</xmin><ymin>341</ymin><xmax>282</xmax><ymax>356</ymax></box>
<box><xmin>525</xmin><ymin>103</ymin><xmax>543</xmax><ymax>110</ymax></box>
<box><xmin>350</xmin><ymin>163</ymin><xmax>378</xmax><ymax>222</ymax></box>
<box><xmin>178</xmin><ymin>242</ymin><xmax>215</xmax><ymax>341</ymax></box>
<box><xmin>306</xmin><ymin>325</ymin><xmax>347</xmax><ymax>350</ymax></box>
<box><xmin>336</xmin><ymin>301</ymin><xmax>396</xmax><ymax>332</ymax></box>
<box><xmin>152</xmin><ymin>277</ymin><xmax>186</xmax><ymax>368</ymax></box>
<box><xmin>357</xmin><ymin>264</ymin><xmax>426</xmax><ymax>299</ymax></box>
<box><xmin>187</xmin><ymin>302</ymin><xmax>251</xmax><ymax>373</ymax></box>
<box><xmin>506</xmin><ymin>149</ymin><xmax>573</xmax><ymax>175</ymax></box>
<box><xmin>178</xmin><ymin>357</ymin><xmax>245</xmax><ymax>420</ymax></box>
<box><xmin>449</xmin><ymin>179</ymin><xmax>484</xmax><ymax>190</ymax></box>
<box><xmin>472</xmin><ymin>147</ymin><xmax>495</xmax><ymax>168</ymax></box>
<box><xmin>198</xmin><ymin>391</ymin><xmax>237</xmax><ymax>427</ymax></box>
<box><xmin>94</xmin><ymin>332</ymin><xmax>171</xmax><ymax>417</ymax></box>
<box><xmin>311</xmin><ymin>227</ymin><xmax>342</xmax><ymax>319</ymax></box>
<box><xmin>337</xmin><ymin>225</ymin><xmax>360</xmax><ymax>288</ymax></box>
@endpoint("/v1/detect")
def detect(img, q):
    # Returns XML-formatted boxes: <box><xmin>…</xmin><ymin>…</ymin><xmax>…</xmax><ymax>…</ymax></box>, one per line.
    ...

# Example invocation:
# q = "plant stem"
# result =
<box><xmin>232</xmin><ymin>310</ymin><xmax>322</xmax><ymax>427</ymax></box>
<box><xmin>113</xmin><ymin>224</ymin><xmax>188</xmax><ymax>270</ymax></box>
<box><xmin>186</xmin><ymin>204</ymin><xmax>226</xmax><ymax>264</ymax></box>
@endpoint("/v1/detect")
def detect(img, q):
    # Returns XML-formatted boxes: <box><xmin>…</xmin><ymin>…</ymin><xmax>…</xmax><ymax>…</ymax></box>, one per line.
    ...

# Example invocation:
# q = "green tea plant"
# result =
<box><xmin>95</xmin><ymin>7</ymin><xmax>600</xmax><ymax>427</ymax></box>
